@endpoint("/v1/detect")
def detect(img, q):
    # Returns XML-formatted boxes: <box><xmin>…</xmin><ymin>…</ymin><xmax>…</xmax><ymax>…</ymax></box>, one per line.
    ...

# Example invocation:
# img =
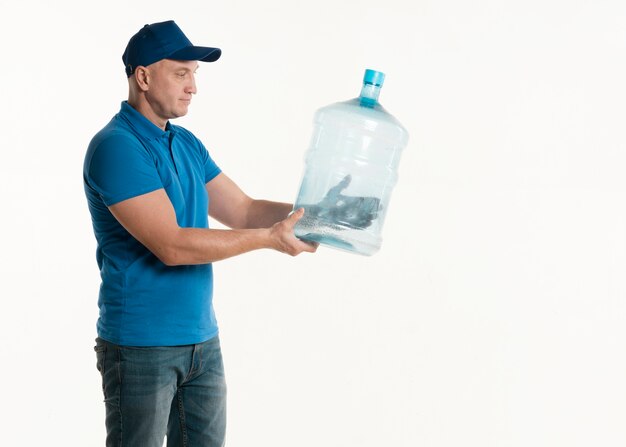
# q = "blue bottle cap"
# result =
<box><xmin>363</xmin><ymin>69</ymin><xmax>385</xmax><ymax>87</ymax></box>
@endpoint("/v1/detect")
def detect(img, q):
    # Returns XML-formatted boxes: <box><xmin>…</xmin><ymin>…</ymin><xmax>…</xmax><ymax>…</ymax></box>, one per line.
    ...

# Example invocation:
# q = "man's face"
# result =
<box><xmin>144</xmin><ymin>59</ymin><xmax>199</xmax><ymax>121</ymax></box>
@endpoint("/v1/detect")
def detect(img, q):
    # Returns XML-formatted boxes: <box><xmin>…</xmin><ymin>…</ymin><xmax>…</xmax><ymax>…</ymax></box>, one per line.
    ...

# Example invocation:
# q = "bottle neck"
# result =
<box><xmin>359</xmin><ymin>83</ymin><xmax>381</xmax><ymax>106</ymax></box>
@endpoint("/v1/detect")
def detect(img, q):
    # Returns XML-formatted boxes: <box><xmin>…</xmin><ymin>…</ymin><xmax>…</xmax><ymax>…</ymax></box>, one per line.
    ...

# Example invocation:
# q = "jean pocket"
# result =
<box><xmin>94</xmin><ymin>342</ymin><xmax>107</xmax><ymax>389</ymax></box>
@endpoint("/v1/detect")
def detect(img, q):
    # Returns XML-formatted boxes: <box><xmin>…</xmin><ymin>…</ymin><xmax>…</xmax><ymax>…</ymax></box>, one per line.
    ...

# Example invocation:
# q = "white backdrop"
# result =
<box><xmin>1</xmin><ymin>0</ymin><xmax>626</xmax><ymax>445</ymax></box>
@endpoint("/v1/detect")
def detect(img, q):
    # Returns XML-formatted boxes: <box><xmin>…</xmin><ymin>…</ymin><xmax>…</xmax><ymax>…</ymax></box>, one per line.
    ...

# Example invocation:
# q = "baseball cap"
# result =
<box><xmin>122</xmin><ymin>20</ymin><xmax>221</xmax><ymax>77</ymax></box>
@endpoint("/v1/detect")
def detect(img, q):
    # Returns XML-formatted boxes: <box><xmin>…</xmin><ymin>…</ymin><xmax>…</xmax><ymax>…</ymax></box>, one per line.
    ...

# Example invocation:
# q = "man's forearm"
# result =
<box><xmin>109</xmin><ymin>187</ymin><xmax>314</xmax><ymax>267</ymax></box>
<box><xmin>162</xmin><ymin>207</ymin><xmax>314</xmax><ymax>265</ymax></box>
<box><xmin>162</xmin><ymin>227</ymin><xmax>272</xmax><ymax>266</ymax></box>
<box><xmin>244</xmin><ymin>200</ymin><xmax>294</xmax><ymax>229</ymax></box>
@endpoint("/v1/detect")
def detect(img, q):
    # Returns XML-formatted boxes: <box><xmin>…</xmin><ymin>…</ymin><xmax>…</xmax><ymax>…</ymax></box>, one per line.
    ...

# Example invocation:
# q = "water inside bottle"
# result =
<box><xmin>295</xmin><ymin>213</ymin><xmax>381</xmax><ymax>256</ymax></box>
<box><xmin>295</xmin><ymin>174</ymin><xmax>382</xmax><ymax>255</ymax></box>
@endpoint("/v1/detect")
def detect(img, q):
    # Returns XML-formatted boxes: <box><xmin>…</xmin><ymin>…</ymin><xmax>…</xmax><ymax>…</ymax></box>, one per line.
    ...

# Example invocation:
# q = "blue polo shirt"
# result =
<box><xmin>83</xmin><ymin>101</ymin><xmax>222</xmax><ymax>346</ymax></box>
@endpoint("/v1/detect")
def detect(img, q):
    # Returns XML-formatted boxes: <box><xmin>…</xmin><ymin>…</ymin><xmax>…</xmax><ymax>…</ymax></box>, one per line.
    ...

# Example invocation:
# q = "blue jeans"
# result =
<box><xmin>94</xmin><ymin>336</ymin><xmax>227</xmax><ymax>447</ymax></box>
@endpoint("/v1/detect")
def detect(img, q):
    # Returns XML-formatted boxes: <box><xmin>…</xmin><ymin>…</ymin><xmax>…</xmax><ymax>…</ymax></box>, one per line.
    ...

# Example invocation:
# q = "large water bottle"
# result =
<box><xmin>293</xmin><ymin>69</ymin><xmax>409</xmax><ymax>255</ymax></box>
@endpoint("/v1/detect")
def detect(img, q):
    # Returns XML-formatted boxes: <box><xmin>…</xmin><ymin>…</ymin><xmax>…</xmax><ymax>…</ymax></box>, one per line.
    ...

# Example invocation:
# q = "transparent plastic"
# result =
<box><xmin>293</xmin><ymin>69</ymin><xmax>409</xmax><ymax>255</ymax></box>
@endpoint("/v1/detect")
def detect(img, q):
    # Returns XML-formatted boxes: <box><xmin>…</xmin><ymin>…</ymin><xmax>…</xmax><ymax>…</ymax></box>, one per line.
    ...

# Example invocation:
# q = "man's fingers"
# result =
<box><xmin>287</xmin><ymin>207</ymin><xmax>305</xmax><ymax>225</ymax></box>
<box><xmin>298</xmin><ymin>239</ymin><xmax>318</xmax><ymax>253</ymax></box>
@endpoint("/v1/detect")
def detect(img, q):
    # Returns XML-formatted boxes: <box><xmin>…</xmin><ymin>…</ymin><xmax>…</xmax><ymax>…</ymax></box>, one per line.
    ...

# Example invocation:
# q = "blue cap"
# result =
<box><xmin>363</xmin><ymin>69</ymin><xmax>385</xmax><ymax>87</ymax></box>
<box><xmin>122</xmin><ymin>20</ymin><xmax>221</xmax><ymax>77</ymax></box>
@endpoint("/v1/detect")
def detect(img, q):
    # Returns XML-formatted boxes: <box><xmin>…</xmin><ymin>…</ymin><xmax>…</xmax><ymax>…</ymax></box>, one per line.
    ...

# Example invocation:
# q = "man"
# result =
<box><xmin>83</xmin><ymin>20</ymin><xmax>316</xmax><ymax>447</ymax></box>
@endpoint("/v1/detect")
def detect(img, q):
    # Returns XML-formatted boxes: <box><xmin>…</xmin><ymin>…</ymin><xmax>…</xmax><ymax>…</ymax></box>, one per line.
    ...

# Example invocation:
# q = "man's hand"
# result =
<box><xmin>269</xmin><ymin>208</ymin><xmax>318</xmax><ymax>256</ymax></box>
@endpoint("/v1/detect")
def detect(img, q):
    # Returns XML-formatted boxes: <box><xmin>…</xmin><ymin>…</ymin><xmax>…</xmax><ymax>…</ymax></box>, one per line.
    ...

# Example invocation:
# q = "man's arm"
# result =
<box><xmin>108</xmin><ymin>187</ymin><xmax>315</xmax><ymax>266</ymax></box>
<box><xmin>206</xmin><ymin>173</ymin><xmax>295</xmax><ymax>229</ymax></box>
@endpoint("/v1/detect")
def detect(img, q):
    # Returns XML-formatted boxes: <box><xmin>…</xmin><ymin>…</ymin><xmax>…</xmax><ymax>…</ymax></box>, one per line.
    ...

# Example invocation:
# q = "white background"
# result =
<box><xmin>1</xmin><ymin>0</ymin><xmax>626</xmax><ymax>445</ymax></box>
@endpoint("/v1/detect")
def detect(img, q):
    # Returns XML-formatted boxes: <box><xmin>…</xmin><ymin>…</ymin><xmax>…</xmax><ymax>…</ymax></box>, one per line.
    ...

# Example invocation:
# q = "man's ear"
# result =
<box><xmin>134</xmin><ymin>66</ymin><xmax>150</xmax><ymax>91</ymax></box>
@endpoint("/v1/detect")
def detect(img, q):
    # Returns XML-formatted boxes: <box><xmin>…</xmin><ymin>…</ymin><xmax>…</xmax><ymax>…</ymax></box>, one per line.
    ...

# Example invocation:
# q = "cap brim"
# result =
<box><xmin>169</xmin><ymin>46</ymin><xmax>221</xmax><ymax>63</ymax></box>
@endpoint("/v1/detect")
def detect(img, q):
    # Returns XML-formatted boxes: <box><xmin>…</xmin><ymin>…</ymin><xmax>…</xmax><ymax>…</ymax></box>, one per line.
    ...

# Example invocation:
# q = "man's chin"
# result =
<box><xmin>171</xmin><ymin>108</ymin><xmax>189</xmax><ymax>119</ymax></box>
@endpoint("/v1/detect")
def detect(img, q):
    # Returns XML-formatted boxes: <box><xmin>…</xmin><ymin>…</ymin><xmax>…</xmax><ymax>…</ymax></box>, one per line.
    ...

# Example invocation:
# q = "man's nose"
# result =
<box><xmin>186</xmin><ymin>74</ymin><xmax>197</xmax><ymax>94</ymax></box>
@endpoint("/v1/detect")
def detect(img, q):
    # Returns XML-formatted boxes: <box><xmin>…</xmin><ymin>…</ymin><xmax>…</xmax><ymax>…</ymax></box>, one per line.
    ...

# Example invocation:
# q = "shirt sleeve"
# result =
<box><xmin>200</xmin><ymin>140</ymin><xmax>222</xmax><ymax>183</ymax></box>
<box><xmin>86</xmin><ymin>133</ymin><xmax>164</xmax><ymax>206</ymax></box>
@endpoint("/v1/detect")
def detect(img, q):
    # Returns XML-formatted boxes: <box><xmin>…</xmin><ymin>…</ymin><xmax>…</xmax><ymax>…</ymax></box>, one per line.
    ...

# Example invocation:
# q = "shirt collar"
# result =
<box><xmin>119</xmin><ymin>101</ymin><xmax>175</xmax><ymax>141</ymax></box>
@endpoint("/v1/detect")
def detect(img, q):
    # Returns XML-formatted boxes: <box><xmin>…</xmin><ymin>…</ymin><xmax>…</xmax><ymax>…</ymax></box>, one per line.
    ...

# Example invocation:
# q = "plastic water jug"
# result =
<box><xmin>293</xmin><ymin>69</ymin><xmax>409</xmax><ymax>255</ymax></box>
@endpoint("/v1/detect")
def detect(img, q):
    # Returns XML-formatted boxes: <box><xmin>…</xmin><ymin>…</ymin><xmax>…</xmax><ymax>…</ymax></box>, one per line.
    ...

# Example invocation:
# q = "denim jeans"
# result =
<box><xmin>94</xmin><ymin>336</ymin><xmax>227</xmax><ymax>447</ymax></box>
